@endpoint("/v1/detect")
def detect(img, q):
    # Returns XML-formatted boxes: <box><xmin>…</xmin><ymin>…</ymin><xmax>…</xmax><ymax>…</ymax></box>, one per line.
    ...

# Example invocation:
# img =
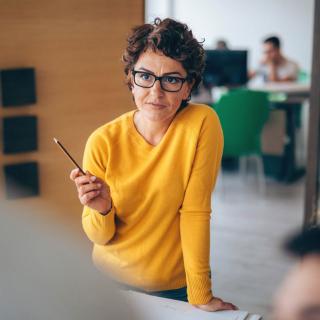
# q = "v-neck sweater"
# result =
<box><xmin>82</xmin><ymin>103</ymin><xmax>223</xmax><ymax>304</ymax></box>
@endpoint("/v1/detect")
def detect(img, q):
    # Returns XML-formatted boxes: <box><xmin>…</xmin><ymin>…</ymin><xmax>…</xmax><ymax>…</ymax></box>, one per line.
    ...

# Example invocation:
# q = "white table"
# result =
<box><xmin>122</xmin><ymin>290</ymin><xmax>262</xmax><ymax>320</ymax></box>
<box><xmin>249</xmin><ymin>81</ymin><xmax>310</xmax><ymax>93</ymax></box>
<box><xmin>249</xmin><ymin>82</ymin><xmax>310</xmax><ymax>103</ymax></box>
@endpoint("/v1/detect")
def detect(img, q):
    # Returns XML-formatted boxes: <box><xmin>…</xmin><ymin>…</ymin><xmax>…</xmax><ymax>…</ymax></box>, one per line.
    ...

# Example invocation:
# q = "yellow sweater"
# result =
<box><xmin>82</xmin><ymin>103</ymin><xmax>223</xmax><ymax>304</ymax></box>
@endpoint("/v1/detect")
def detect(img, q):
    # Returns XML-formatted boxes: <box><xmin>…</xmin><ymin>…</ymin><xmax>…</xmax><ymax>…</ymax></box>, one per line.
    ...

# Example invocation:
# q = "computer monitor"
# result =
<box><xmin>203</xmin><ymin>50</ymin><xmax>248</xmax><ymax>87</ymax></box>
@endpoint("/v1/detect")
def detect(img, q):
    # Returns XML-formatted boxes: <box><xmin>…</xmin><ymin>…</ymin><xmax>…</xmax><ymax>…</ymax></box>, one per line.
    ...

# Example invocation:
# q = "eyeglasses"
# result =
<box><xmin>132</xmin><ymin>70</ymin><xmax>188</xmax><ymax>92</ymax></box>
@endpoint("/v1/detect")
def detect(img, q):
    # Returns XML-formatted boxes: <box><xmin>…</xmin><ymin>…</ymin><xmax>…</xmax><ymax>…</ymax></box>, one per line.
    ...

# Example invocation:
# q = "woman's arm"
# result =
<box><xmin>180</xmin><ymin>108</ymin><xmax>223</xmax><ymax>305</ymax></box>
<box><xmin>81</xmin><ymin>131</ymin><xmax>116</xmax><ymax>245</ymax></box>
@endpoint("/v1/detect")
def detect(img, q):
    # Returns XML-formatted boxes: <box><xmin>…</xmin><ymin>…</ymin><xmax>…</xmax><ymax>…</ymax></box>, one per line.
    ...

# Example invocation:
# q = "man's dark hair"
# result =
<box><xmin>264</xmin><ymin>36</ymin><xmax>281</xmax><ymax>49</ymax></box>
<box><xmin>285</xmin><ymin>226</ymin><xmax>320</xmax><ymax>258</ymax></box>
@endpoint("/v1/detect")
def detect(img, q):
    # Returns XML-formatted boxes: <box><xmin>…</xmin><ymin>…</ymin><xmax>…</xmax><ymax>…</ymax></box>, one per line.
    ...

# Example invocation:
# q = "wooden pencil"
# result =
<box><xmin>53</xmin><ymin>137</ymin><xmax>86</xmax><ymax>175</ymax></box>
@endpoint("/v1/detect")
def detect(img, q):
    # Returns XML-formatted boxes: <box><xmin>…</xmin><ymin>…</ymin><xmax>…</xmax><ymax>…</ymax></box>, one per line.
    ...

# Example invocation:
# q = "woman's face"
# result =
<box><xmin>131</xmin><ymin>49</ymin><xmax>193</xmax><ymax>123</ymax></box>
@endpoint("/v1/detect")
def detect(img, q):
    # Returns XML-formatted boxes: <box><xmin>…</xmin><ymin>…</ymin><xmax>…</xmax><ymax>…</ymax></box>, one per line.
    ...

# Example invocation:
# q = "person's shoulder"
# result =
<box><xmin>283</xmin><ymin>57</ymin><xmax>299</xmax><ymax>69</ymax></box>
<box><xmin>179</xmin><ymin>103</ymin><xmax>219</xmax><ymax>124</ymax></box>
<box><xmin>177</xmin><ymin>103</ymin><xmax>222</xmax><ymax>142</ymax></box>
<box><xmin>87</xmin><ymin>110</ymin><xmax>135</xmax><ymax>145</ymax></box>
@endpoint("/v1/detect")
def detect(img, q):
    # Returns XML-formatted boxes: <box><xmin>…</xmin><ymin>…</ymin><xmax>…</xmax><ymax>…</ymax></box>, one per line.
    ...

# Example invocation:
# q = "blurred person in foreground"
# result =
<box><xmin>273</xmin><ymin>226</ymin><xmax>320</xmax><ymax>320</ymax></box>
<box><xmin>70</xmin><ymin>17</ymin><xmax>236</xmax><ymax>312</ymax></box>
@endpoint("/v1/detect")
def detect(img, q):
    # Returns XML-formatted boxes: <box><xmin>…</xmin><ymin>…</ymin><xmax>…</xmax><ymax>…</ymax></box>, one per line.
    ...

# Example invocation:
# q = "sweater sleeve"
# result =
<box><xmin>81</xmin><ymin>130</ymin><xmax>116</xmax><ymax>245</ymax></box>
<box><xmin>180</xmin><ymin>108</ymin><xmax>223</xmax><ymax>305</ymax></box>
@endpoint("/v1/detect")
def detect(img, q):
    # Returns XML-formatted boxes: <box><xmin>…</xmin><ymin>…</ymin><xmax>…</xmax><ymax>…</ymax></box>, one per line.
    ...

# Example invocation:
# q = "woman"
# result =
<box><xmin>70</xmin><ymin>18</ymin><xmax>236</xmax><ymax>312</ymax></box>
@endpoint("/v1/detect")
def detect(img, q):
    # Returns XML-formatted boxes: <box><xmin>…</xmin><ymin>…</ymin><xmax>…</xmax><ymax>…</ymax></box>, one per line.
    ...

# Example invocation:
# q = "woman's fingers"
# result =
<box><xmin>214</xmin><ymin>301</ymin><xmax>237</xmax><ymax>311</ymax></box>
<box><xmin>220</xmin><ymin>302</ymin><xmax>237</xmax><ymax>311</ymax></box>
<box><xmin>70</xmin><ymin>168</ymin><xmax>82</xmax><ymax>181</ymax></box>
<box><xmin>195</xmin><ymin>297</ymin><xmax>238</xmax><ymax>312</ymax></box>
<box><xmin>79</xmin><ymin>190</ymin><xmax>100</xmax><ymax>205</ymax></box>
<box><xmin>210</xmin><ymin>299</ymin><xmax>226</xmax><ymax>311</ymax></box>
<box><xmin>78</xmin><ymin>182</ymin><xmax>102</xmax><ymax>197</ymax></box>
<box><xmin>86</xmin><ymin>174</ymin><xmax>108</xmax><ymax>187</ymax></box>
<box><xmin>70</xmin><ymin>168</ymin><xmax>108</xmax><ymax>186</ymax></box>
<box><xmin>70</xmin><ymin>169</ymin><xmax>93</xmax><ymax>185</ymax></box>
<box><xmin>70</xmin><ymin>169</ymin><xmax>111</xmax><ymax>211</ymax></box>
<box><xmin>229</xmin><ymin>303</ymin><xmax>238</xmax><ymax>310</ymax></box>
<box><xmin>74</xmin><ymin>174</ymin><xmax>93</xmax><ymax>188</ymax></box>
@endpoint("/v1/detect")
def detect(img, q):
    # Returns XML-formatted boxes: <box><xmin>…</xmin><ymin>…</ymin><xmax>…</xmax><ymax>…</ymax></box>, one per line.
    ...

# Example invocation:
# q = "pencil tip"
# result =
<box><xmin>53</xmin><ymin>137</ymin><xmax>58</xmax><ymax>143</ymax></box>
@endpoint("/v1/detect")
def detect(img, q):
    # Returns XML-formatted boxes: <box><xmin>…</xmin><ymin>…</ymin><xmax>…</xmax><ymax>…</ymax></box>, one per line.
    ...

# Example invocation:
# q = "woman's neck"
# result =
<box><xmin>134</xmin><ymin>111</ymin><xmax>173</xmax><ymax>146</ymax></box>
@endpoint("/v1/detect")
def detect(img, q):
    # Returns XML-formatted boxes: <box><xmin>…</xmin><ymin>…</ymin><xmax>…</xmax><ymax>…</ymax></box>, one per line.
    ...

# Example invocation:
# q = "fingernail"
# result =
<box><xmin>90</xmin><ymin>176</ymin><xmax>96</xmax><ymax>182</ymax></box>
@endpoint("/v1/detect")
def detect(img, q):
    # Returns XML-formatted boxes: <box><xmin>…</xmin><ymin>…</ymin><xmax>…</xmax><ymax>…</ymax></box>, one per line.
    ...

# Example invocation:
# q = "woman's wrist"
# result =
<box><xmin>99</xmin><ymin>200</ymin><xmax>113</xmax><ymax>216</ymax></box>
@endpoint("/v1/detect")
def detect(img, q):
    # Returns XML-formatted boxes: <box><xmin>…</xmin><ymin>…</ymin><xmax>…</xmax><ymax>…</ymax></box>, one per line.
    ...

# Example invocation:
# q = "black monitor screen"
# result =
<box><xmin>203</xmin><ymin>50</ymin><xmax>248</xmax><ymax>87</ymax></box>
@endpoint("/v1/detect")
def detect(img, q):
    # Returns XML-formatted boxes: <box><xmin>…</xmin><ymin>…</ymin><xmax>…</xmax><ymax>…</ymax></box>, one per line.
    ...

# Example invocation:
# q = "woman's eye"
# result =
<box><xmin>139</xmin><ymin>73</ymin><xmax>151</xmax><ymax>80</ymax></box>
<box><xmin>164</xmin><ymin>76</ymin><xmax>179</xmax><ymax>84</ymax></box>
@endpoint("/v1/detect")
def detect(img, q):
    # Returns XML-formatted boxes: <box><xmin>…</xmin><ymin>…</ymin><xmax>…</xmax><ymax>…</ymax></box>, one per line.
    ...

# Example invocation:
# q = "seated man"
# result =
<box><xmin>273</xmin><ymin>226</ymin><xmax>320</xmax><ymax>320</ymax></box>
<box><xmin>252</xmin><ymin>36</ymin><xmax>299</xmax><ymax>82</ymax></box>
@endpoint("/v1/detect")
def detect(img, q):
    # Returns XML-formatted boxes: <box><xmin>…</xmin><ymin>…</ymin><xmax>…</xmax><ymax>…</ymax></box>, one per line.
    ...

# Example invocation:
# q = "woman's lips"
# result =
<box><xmin>148</xmin><ymin>102</ymin><xmax>167</xmax><ymax>108</ymax></box>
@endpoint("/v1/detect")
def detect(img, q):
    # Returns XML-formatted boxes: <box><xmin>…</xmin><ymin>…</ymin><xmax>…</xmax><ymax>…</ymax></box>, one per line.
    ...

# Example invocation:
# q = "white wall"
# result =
<box><xmin>145</xmin><ymin>0</ymin><xmax>314</xmax><ymax>73</ymax></box>
<box><xmin>145</xmin><ymin>0</ymin><xmax>174</xmax><ymax>20</ymax></box>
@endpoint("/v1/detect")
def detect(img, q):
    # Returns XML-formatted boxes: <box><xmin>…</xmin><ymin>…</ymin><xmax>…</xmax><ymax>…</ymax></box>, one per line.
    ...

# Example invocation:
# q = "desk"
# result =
<box><xmin>192</xmin><ymin>83</ymin><xmax>310</xmax><ymax>183</ymax></box>
<box><xmin>250</xmin><ymin>82</ymin><xmax>310</xmax><ymax>182</ymax></box>
<box><xmin>123</xmin><ymin>290</ymin><xmax>262</xmax><ymax>320</ymax></box>
<box><xmin>192</xmin><ymin>82</ymin><xmax>310</xmax><ymax>104</ymax></box>
<box><xmin>249</xmin><ymin>82</ymin><xmax>310</xmax><ymax>95</ymax></box>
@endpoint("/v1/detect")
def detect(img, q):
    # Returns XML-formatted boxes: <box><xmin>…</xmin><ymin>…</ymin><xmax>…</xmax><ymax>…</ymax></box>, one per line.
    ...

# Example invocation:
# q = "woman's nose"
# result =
<box><xmin>150</xmin><ymin>79</ymin><xmax>164</xmax><ymax>96</ymax></box>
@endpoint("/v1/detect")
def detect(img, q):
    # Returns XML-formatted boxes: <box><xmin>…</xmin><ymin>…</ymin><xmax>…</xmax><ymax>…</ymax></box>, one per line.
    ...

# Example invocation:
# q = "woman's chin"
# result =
<box><xmin>141</xmin><ymin>109</ymin><xmax>172</xmax><ymax>122</ymax></box>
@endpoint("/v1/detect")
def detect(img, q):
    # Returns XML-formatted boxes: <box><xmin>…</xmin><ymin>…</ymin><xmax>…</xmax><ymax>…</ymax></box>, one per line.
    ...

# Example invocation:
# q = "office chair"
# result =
<box><xmin>212</xmin><ymin>89</ymin><xmax>269</xmax><ymax>192</ymax></box>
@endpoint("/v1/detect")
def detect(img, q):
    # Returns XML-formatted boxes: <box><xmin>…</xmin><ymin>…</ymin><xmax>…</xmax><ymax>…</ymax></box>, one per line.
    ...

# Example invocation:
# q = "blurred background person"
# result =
<box><xmin>215</xmin><ymin>39</ymin><xmax>229</xmax><ymax>50</ymax></box>
<box><xmin>251</xmin><ymin>35</ymin><xmax>299</xmax><ymax>82</ymax></box>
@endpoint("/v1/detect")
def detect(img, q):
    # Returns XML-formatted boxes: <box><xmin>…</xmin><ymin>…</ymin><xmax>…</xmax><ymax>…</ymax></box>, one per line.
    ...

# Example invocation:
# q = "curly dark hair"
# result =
<box><xmin>122</xmin><ymin>18</ymin><xmax>205</xmax><ymax>106</ymax></box>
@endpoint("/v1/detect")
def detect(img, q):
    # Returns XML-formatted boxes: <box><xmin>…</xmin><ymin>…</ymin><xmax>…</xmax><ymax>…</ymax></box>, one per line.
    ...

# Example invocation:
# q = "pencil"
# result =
<box><xmin>53</xmin><ymin>137</ymin><xmax>86</xmax><ymax>175</ymax></box>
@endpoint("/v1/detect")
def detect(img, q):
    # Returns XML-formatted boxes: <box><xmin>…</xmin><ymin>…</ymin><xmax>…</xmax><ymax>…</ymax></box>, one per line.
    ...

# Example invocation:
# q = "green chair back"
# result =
<box><xmin>212</xmin><ymin>89</ymin><xmax>269</xmax><ymax>157</ymax></box>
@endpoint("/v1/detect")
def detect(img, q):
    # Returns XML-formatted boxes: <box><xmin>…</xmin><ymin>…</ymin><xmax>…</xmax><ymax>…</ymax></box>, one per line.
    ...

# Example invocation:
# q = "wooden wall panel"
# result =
<box><xmin>0</xmin><ymin>0</ymin><xmax>144</xmax><ymax>233</ymax></box>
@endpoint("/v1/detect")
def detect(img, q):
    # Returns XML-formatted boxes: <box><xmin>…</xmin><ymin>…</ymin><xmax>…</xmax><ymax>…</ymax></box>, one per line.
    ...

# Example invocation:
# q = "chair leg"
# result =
<box><xmin>255</xmin><ymin>155</ymin><xmax>266</xmax><ymax>194</ymax></box>
<box><xmin>239</xmin><ymin>156</ymin><xmax>247</xmax><ymax>182</ymax></box>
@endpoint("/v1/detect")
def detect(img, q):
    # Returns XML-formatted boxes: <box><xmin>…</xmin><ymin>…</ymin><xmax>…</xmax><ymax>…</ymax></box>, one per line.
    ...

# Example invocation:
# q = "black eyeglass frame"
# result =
<box><xmin>132</xmin><ymin>70</ymin><xmax>189</xmax><ymax>92</ymax></box>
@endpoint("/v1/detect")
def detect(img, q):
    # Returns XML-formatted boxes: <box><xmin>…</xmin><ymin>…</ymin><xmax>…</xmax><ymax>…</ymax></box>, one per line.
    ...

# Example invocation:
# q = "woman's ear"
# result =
<box><xmin>128</xmin><ymin>71</ymin><xmax>135</xmax><ymax>93</ymax></box>
<box><xmin>183</xmin><ymin>80</ymin><xmax>195</xmax><ymax>100</ymax></box>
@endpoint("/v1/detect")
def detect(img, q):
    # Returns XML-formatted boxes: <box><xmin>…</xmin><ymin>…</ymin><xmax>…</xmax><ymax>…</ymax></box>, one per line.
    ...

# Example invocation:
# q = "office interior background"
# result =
<box><xmin>144</xmin><ymin>1</ymin><xmax>317</xmax><ymax>317</ymax></box>
<box><xmin>0</xmin><ymin>0</ymin><xmax>319</xmax><ymax>318</ymax></box>
<box><xmin>146</xmin><ymin>0</ymin><xmax>314</xmax><ymax>74</ymax></box>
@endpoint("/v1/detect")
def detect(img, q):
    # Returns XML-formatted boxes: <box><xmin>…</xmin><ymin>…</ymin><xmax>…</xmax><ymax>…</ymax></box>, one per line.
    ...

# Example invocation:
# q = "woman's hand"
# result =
<box><xmin>70</xmin><ymin>168</ymin><xmax>112</xmax><ymax>214</ymax></box>
<box><xmin>194</xmin><ymin>297</ymin><xmax>238</xmax><ymax>312</ymax></box>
